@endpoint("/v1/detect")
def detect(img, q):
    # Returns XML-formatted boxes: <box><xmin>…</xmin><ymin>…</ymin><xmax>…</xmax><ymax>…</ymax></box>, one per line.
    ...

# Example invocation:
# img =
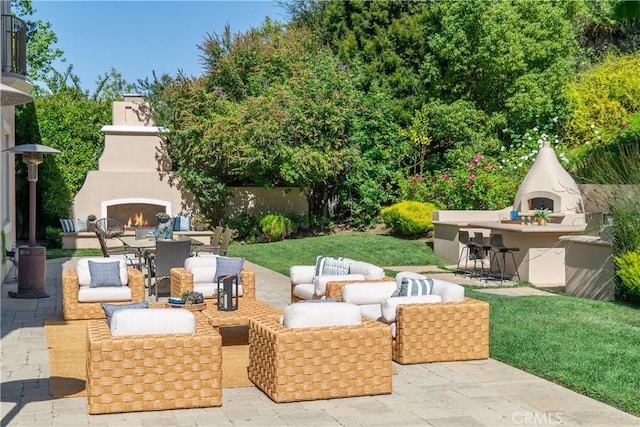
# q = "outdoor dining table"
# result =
<box><xmin>119</xmin><ymin>235</ymin><xmax>203</xmax><ymax>276</ymax></box>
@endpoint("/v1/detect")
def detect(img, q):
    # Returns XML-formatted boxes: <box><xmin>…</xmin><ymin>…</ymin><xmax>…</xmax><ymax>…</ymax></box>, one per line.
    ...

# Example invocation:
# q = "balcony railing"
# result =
<box><xmin>1</xmin><ymin>14</ymin><xmax>27</xmax><ymax>76</ymax></box>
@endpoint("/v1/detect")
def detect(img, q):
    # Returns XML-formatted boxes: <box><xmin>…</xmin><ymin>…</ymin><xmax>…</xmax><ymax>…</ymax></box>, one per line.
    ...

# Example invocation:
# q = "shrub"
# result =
<box><xmin>45</xmin><ymin>226</ymin><xmax>62</xmax><ymax>249</ymax></box>
<box><xmin>399</xmin><ymin>152</ymin><xmax>518</xmax><ymax>210</ymax></box>
<box><xmin>564</xmin><ymin>53</ymin><xmax>640</xmax><ymax>148</ymax></box>
<box><xmin>258</xmin><ymin>214</ymin><xmax>292</xmax><ymax>242</ymax></box>
<box><xmin>613</xmin><ymin>250</ymin><xmax>640</xmax><ymax>305</ymax></box>
<box><xmin>380</xmin><ymin>201</ymin><xmax>436</xmax><ymax>236</ymax></box>
<box><xmin>227</xmin><ymin>211</ymin><xmax>260</xmax><ymax>242</ymax></box>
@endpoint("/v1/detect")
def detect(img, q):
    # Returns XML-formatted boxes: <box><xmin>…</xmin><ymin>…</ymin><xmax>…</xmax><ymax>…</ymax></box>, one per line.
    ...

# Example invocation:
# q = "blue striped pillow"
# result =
<box><xmin>59</xmin><ymin>218</ymin><xmax>76</xmax><ymax>233</ymax></box>
<box><xmin>399</xmin><ymin>278</ymin><xmax>434</xmax><ymax>296</ymax></box>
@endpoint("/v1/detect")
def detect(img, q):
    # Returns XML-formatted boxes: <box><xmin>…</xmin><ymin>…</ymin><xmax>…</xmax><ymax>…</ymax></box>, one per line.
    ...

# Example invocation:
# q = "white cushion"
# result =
<box><xmin>283</xmin><ymin>302</ymin><xmax>362</xmax><ymax>328</ymax></box>
<box><xmin>431</xmin><ymin>278</ymin><xmax>465</xmax><ymax>302</ymax></box>
<box><xmin>110</xmin><ymin>308</ymin><xmax>196</xmax><ymax>336</ymax></box>
<box><xmin>348</xmin><ymin>261</ymin><xmax>385</xmax><ymax>279</ymax></box>
<box><xmin>78</xmin><ymin>286</ymin><xmax>132</xmax><ymax>303</ymax></box>
<box><xmin>341</xmin><ymin>281</ymin><xmax>397</xmax><ymax>305</ymax></box>
<box><xmin>313</xmin><ymin>274</ymin><xmax>365</xmax><ymax>297</ymax></box>
<box><xmin>380</xmin><ymin>295</ymin><xmax>442</xmax><ymax>323</ymax></box>
<box><xmin>292</xmin><ymin>284</ymin><xmax>316</xmax><ymax>300</ymax></box>
<box><xmin>77</xmin><ymin>257</ymin><xmax>128</xmax><ymax>287</ymax></box>
<box><xmin>360</xmin><ymin>304</ymin><xmax>382</xmax><ymax>321</ymax></box>
<box><xmin>289</xmin><ymin>265</ymin><xmax>315</xmax><ymax>285</ymax></box>
<box><xmin>185</xmin><ymin>256</ymin><xmax>219</xmax><ymax>284</ymax></box>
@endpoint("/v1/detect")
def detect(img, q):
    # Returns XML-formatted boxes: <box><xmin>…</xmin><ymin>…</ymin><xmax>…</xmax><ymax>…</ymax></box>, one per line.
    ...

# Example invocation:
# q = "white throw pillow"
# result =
<box><xmin>282</xmin><ymin>302</ymin><xmax>362</xmax><ymax>328</ymax></box>
<box><xmin>380</xmin><ymin>295</ymin><xmax>442</xmax><ymax>323</ymax></box>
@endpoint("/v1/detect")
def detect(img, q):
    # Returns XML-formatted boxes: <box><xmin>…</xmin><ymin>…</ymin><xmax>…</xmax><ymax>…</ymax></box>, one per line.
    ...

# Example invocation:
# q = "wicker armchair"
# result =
<box><xmin>393</xmin><ymin>297</ymin><xmax>489</xmax><ymax>364</ymax></box>
<box><xmin>170</xmin><ymin>266</ymin><xmax>256</xmax><ymax>300</ymax></box>
<box><xmin>86</xmin><ymin>311</ymin><xmax>222</xmax><ymax>414</ymax></box>
<box><xmin>61</xmin><ymin>262</ymin><xmax>145</xmax><ymax>321</ymax></box>
<box><xmin>324</xmin><ymin>277</ymin><xmax>489</xmax><ymax>364</ymax></box>
<box><xmin>248</xmin><ymin>314</ymin><xmax>393</xmax><ymax>403</ymax></box>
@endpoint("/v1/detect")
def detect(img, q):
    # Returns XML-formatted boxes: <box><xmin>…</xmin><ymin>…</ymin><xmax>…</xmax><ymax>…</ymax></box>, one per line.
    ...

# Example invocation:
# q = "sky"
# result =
<box><xmin>30</xmin><ymin>1</ymin><xmax>288</xmax><ymax>94</ymax></box>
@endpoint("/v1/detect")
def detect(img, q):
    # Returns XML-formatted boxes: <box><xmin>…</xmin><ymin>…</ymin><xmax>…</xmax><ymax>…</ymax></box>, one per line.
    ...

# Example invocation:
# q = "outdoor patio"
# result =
<box><xmin>1</xmin><ymin>259</ymin><xmax>638</xmax><ymax>426</ymax></box>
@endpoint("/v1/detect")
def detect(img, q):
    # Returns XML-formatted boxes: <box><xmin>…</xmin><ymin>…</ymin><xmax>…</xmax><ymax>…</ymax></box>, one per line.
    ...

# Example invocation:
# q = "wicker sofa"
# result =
<box><xmin>326</xmin><ymin>272</ymin><xmax>490</xmax><ymax>364</ymax></box>
<box><xmin>248</xmin><ymin>307</ymin><xmax>393</xmax><ymax>403</ymax></box>
<box><xmin>170</xmin><ymin>256</ymin><xmax>256</xmax><ymax>300</ymax></box>
<box><xmin>61</xmin><ymin>258</ymin><xmax>145</xmax><ymax>321</ymax></box>
<box><xmin>289</xmin><ymin>256</ymin><xmax>386</xmax><ymax>303</ymax></box>
<box><xmin>86</xmin><ymin>308</ymin><xmax>222</xmax><ymax>414</ymax></box>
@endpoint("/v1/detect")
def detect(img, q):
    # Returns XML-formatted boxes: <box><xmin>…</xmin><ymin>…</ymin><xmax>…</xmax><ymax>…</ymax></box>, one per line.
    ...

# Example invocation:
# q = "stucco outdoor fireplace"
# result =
<box><xmin>71</xmin><ymin>95</ymin><xmax>192</xmax><ymax>234</ymax></box>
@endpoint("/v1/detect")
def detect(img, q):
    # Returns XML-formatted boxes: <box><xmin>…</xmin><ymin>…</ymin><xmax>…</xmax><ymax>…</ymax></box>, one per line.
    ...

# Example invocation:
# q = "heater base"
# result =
<box><xmin>9</xmin><ymin>246</ymin><xmax>49</xmax><ymax>299</ymax></box>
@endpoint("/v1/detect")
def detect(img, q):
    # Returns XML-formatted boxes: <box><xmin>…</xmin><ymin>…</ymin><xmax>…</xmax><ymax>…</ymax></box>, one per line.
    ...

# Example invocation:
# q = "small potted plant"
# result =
<box><xmin>87</xmin><ymin>214</ymin><xmax>97</xmax><ymax>232</ymax></box>
<box><xmin>155</xmin><ymin>212</ymin><xmax>171</xmax><ymax>223</ymax></box>
<box><xmin>533</xmin><ymin>209</ymin><xmax>551</xmax><ymax>226</ymax></box>
<box><xmin>180</xmin><ymin>291</ymin><xmax>204</xmax><ymax>305</ymax></box>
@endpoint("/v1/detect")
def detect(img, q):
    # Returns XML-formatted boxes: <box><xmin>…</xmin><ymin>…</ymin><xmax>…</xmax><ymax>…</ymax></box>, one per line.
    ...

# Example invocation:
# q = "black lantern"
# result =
<box><xmin>217</xmin><ymin>273</ymin><xmax>239</xmax><ymax>311</ymax></box>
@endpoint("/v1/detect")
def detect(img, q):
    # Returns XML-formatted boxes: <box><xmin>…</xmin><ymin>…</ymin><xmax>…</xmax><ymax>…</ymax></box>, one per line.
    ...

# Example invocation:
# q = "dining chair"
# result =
<box><xmin>94</xmin><ymin>218</ymin><xmax>139</xmax><ymax>269</ymax></box>
<box><xmin>147</xmin><ymin>239</ymin><xmax>193</xmax><ymax>301</ymax></box>
<box><xmin>196</xmin><ymin>226</ymin><xmax>232</xmax><ymax>256</ymax></box>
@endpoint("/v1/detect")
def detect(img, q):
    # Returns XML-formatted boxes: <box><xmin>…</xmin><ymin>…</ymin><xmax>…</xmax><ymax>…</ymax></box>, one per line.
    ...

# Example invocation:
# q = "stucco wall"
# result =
<box><xmin>225</xmin><ymin>187</ymin><xmax>308</xmax><ymax>219</ymax></box>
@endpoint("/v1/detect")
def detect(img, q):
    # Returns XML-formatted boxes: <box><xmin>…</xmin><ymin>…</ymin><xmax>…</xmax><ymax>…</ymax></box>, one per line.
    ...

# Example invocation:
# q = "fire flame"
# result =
<box><xmin>126</xmin><ymin>212</ymin><xmax>149</xmax><ymax>227</ymax></box>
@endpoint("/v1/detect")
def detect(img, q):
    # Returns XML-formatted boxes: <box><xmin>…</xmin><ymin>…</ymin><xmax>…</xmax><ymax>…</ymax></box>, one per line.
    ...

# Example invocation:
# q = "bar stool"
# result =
<box><xmin>473</xmin><ymin>232</ymin><xmax>492</xmax><ymax>279</ymax></box>
<box><xmin>456</xmin><ymin>230</ymin><xmax>479</xmax><ymax>276</ymax></box>
<box><xmin>488</xmin><ymin>233</ymin><xmax>521</xmax><ymax>284</ymax></box>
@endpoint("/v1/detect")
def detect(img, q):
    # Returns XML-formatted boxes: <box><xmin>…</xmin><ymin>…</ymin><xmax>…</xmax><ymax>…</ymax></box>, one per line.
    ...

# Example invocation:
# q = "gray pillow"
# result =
<box><xmin>88</xmin><ymin>261</ymin><xmax>122</xmax><ymax>288</ymax></box>
<box><xmin>399</xmin><ymin>277</ymin><xmax>434</xmax><ymax>296</ymax></box>
<box><xmin>101</xmin><ymin>302</ymin><xmax>149</xmax><ymax>326</ymax></box>
<box><xmin>215</xmin><ymin>257</ymin><xmax>245</xmax><ymax>285</ymax></box>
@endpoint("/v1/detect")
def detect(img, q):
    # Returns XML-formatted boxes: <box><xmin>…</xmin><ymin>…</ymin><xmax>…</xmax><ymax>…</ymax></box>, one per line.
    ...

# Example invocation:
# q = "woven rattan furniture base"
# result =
<box><xmin>248</xmin><ymin>315</ymin><xmax>393</xmax><ymax>403</ymax></box>
<box><xmin>393</xmin><ymin>297</ymin><xmax>490</xmax><ymax>364</ymax></box>
<box><xmin>170</xmin><ymin>267</ymin><xmax>256</xmax><ymax>300</ymax></box>
<box><xmin>62</xmin><ymin>267</ymin><xmax>145</xmax><ymax>320</ymax></box>
<box><xmin>202</xmin><ymin>299</ymin><xmax>281</xmax><ymax>328</ymax></box>
<box><xmin>86</xmin><ymin>311</ymin><xmax>222</xmax><ymax>414</ymax></box>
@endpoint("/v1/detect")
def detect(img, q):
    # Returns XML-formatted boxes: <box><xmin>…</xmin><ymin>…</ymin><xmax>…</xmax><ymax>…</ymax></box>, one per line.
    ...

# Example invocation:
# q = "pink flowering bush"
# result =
<box><xmin>399</xmin><ymin>153</ymin><xmax>519</xmax><ymax>210</ymax></box>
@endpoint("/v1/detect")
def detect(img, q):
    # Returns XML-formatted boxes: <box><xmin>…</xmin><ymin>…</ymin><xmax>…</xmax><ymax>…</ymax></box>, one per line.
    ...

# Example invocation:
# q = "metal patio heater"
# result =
<box><xmin>4</xmin><ymin>144</ymin><xmax>61</xmax><ymax>299</ymax></box>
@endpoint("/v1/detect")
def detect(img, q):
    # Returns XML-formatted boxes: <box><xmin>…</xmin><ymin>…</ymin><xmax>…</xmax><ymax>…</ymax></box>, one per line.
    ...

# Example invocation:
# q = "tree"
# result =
<box><xmin>15</xmin><ymin>88</ymin><xmax>111</xmax><ymax>232</ymax></box>
<box><xmin>147</xmin><ymin>23</ymin><xmax>408</xmax><ymax>227</ymax></box>
<box><xmin>11</xmin><ymin>0</ymin><xmax>66</xmax><ymax>95</ymax></box>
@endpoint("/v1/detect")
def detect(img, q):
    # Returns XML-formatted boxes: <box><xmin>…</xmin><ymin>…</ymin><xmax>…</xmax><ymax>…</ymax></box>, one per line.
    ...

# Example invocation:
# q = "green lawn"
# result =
<box><xmin>50</xmin><ymin>232</ymin><xmax>640</xmax><ymax>415</ymax></box>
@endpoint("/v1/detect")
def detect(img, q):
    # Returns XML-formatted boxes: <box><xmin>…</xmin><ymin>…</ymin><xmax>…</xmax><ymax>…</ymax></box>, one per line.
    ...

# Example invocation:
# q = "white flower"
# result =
<box><xmin>590</xmin><ymin>124</ymin><xmax>595</xmax><ymax>129</ymax></box>
<box><xmin>501</xmin><ymin>146</ymin><xmax>506</xmax><ymax>151</ymax></box>
<box><xmin>552</xmin><ymin>116</ymin><xmax>558</xmax><ymax>123</ymax></box>
<box><xmin>533</xmin><ymin>127</ymin><xmax>539</xmax><ymax>132</ymax></box>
